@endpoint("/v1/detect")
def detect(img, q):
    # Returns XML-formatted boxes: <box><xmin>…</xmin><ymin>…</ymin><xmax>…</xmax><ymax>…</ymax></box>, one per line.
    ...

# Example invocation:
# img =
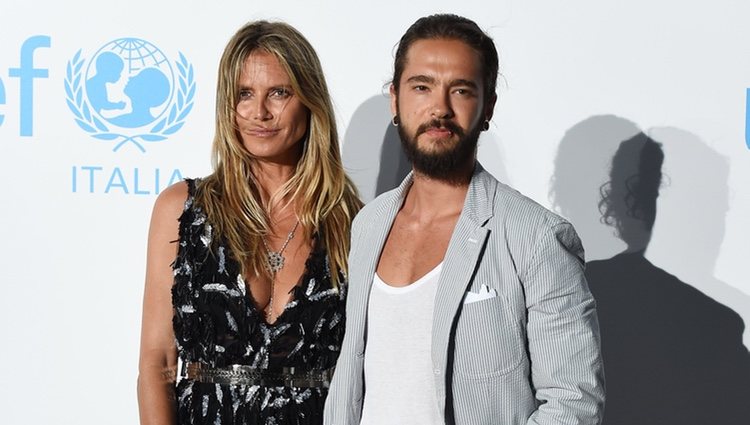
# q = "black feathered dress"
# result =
<box><xmin>171</xmin><ymin>179</ymin><xmax>346</xmax><ymax>425</ymax></box>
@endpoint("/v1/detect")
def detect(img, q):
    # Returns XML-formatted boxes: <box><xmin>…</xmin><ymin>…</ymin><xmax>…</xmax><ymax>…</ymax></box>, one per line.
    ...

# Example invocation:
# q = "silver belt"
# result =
<box><xmin>181</xmin><ymin>362</ymin><xmax>335</xmax><ymax>388</ymax></box>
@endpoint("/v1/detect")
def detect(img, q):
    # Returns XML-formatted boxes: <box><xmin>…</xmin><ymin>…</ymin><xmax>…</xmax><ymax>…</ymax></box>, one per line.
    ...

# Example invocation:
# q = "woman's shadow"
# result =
<box><xmin>551</xmin><ymin>115</ymin><xmax>750</xmax><ymax>425</ymax></box>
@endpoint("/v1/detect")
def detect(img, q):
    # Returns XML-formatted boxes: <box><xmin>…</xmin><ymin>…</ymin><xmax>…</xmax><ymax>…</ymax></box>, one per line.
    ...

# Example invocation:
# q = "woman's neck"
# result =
<box><xmin>252</xmin><ymin>160</ymin><xmax>296</xmax><ymax>205</ymax></box>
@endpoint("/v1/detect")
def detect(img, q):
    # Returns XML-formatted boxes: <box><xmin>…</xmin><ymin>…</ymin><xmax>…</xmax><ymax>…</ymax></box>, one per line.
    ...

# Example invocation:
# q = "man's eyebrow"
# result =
<box><xmin>405</xmin><ymin>75</ymin><xmax>479</xmax><ymax>89</ymax></box>
<box><xmin>450</xmin><ymin>79</ymin><xmax>479</xmax><ymax>89</ymax></box>
<box><xmin>406</xmin><ymin>75</ymin><xmax>436</xmax><ymax>84</ymax></box>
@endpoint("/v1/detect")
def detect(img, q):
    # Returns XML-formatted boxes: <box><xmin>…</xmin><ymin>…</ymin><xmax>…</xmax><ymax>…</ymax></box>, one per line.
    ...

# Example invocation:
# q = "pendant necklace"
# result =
<box><xmin>261</xmin><ymin>219</ymin><xmax>300</xmax><ymax>322</ymax></box>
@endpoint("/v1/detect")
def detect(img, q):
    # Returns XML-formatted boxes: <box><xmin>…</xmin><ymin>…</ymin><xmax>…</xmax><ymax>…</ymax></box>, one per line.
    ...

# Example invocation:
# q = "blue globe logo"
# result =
<box><xmin>85</xmin><ymin>38</ymin><xmax>174</xmax><ymax>128</ymax></box>
<box><xmin>65</xmin><ymin>38</ymin><xmax>195</xmax><ymax>153</ymax></box>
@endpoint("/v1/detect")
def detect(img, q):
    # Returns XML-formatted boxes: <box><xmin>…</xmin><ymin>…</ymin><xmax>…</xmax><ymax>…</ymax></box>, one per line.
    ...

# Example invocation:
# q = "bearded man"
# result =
<box><xmin>325</xmin><ymin>14</ymin><xmax>605</xmax><ymax>425</ymax></box>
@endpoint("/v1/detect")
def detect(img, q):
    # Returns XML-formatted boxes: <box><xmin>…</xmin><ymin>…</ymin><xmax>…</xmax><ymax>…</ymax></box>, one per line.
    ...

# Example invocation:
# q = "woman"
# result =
<box><xmin>137</xmin><ymin>21</ymin><xmax>361</xmax><ymax>424</ymax></box>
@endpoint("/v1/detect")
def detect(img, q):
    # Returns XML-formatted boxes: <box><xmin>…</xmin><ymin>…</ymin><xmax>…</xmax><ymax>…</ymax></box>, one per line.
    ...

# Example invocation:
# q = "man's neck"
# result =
<box><xmin>401</xmin><ymin>164</ymin><xmax>474</xmax><ymax>222</ymax></box>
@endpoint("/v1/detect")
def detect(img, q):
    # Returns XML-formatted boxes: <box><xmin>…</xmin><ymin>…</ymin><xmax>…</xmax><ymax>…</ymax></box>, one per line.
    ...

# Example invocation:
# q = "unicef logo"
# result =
<box><xmin>64</xmin><ymin>38</ymin><xmax>195</xmax><ymax>152</ymax></box>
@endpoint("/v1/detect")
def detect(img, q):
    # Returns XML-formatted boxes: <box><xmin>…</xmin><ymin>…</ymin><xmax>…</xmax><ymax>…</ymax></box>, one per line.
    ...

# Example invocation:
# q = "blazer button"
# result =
<box><xmin>433</xmin><ymin>369</ymin><xmax>441</xmax><ymax>376</ymax></box>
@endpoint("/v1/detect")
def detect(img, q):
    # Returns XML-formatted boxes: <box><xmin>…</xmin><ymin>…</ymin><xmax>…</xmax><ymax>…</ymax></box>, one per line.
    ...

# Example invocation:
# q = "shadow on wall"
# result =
<box><xmin>550</xmin><ymin>115</ymin><xmax>640</xmax><ymax>261</ymax></box>
<box><xmin>375</xmin><ymin>121</ymin><xmax>410</xmax><ymax>198</ymax></box>
<box><xmin>342</xmin><ymin>94</ymin><xmax>408</xmax><ymax>203</ymax></box>
<box><xmin>476</xmin><ymin>124</ymin><xmax>510</xmax><ymax>188</ymax></box>
<box><xmin>551</xmin><ymin>115</ymin><xmax>750</xmax><ymax>425</ymax></box>
<box><xmin>645</xmin><ymin>127</ymin><xmax>750</xmax><ymax>347</ymax></box>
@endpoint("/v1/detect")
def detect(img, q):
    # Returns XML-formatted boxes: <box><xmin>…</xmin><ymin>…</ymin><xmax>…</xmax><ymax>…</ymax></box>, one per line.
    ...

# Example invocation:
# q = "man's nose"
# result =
<box><xmin>431</xmin><ymin>91</ymin><xmax>454</xmax><ymax>119</ymax></box>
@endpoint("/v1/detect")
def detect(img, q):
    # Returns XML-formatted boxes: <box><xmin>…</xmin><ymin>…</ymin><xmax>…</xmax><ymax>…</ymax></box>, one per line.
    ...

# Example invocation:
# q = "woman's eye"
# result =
<box><xmin>238</xmin><ymin>90</ymin><xmax>252</xmax><ymax>100</ymax></box>
<box><xmin>270</xmin><ymin>88</ymin><xmax>291</xmax><ymax>98</ymax></box>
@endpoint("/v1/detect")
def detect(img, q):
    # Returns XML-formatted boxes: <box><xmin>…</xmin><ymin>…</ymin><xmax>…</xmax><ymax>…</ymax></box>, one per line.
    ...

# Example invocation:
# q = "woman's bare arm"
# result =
<box><xmin>137</xmin><ymin>182</ymin><xmax>187</xmax><ymax>425</ymax></box>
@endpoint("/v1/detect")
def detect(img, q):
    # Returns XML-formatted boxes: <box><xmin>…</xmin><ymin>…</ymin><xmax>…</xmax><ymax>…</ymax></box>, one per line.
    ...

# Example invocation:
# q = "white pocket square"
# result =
<box><xmin>464</xmin><ymin>284</ymin><xmax>498</xmax><ymax>304</ymax></box>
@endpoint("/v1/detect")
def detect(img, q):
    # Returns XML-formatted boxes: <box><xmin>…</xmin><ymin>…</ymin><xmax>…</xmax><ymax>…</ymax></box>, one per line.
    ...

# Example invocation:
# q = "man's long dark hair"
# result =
<box><xmin>392</xmin><ymin>14</ymin><xmax>499</xmax><ymax>100</ymax></box>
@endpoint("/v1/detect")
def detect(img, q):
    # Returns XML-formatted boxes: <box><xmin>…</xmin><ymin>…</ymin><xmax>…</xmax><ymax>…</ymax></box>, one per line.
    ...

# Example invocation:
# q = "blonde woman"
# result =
<box><xmin>137</xmin><ymin>21</ymin><xmax>361</xmax><ymax>424</ymax></box>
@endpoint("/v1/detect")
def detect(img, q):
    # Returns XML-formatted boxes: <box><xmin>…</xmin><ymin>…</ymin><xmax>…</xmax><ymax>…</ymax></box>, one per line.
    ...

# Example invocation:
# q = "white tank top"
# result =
<box><xmin>359</xmin><ymin>263</ymin><xmax>444</xmax><ymax>425</ymax></box>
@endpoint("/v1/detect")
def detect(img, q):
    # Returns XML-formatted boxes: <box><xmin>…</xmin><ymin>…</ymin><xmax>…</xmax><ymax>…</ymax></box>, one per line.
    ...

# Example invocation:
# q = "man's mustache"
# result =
<box><xmin>415</xmin><ymin>119</ymin><xmax>464</xmax><ymax>138</ymax></box>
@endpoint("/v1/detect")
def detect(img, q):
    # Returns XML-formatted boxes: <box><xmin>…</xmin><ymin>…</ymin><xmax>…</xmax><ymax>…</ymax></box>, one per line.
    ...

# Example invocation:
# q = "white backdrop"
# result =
<box><xmin>1</xmin><ymin>1</ymin><xmax>748</xmax><ymax>423</ymax></box>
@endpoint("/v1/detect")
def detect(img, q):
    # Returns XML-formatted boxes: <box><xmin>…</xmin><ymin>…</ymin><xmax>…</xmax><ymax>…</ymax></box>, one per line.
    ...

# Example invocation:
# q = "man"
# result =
<box><xmin>325</xmin><ymin>14</ymin><xmax>604</xmax><ymax>424</ymax></box>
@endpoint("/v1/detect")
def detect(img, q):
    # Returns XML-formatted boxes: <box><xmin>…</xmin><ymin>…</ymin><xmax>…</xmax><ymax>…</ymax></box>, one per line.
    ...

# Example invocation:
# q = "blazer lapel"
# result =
<box><xmin>431</xmin><ymin>165</ymin><xmax>496</xmax><ymax>408</ymax></box>
<box><xmin>353</xmin><ymin>174</ymin><xmax>415</xmax><ymax>346</ymax></box>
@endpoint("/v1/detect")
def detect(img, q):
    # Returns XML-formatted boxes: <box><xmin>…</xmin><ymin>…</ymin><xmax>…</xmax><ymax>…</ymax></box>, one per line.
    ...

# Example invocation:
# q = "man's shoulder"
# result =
<box><xmin>489</xmin><ymin>176</ymin><xmax>570</xmax><ymax>230</ymax></box>
<box><xmin>484</xmin><ymin>176</ymin><xmax>584</xmax><ymax>266</ymax></box>
<box><xmin>351</xmin><ymin>187</ymin><xmax>400</xmax><ymax>229</ymax></box>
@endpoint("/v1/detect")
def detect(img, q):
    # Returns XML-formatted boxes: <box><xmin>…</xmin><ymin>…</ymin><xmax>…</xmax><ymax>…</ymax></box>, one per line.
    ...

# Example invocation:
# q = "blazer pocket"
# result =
<box><xmin>453</xmin><ymin>295</ymin><xmax>524</xmax><ymax>379</ymax></box>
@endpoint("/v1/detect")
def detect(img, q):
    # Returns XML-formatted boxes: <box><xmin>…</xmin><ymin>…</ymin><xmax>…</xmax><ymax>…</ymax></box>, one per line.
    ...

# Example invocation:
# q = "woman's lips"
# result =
<box><xmin>246</xmin><ymin>128</ymin><xmax>280</xmax><ymax>137</ymax></box>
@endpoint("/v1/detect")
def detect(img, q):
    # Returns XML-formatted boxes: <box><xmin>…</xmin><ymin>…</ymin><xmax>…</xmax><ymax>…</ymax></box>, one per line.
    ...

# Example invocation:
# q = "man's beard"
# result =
<box><xmin>397</xmin><ymin>115</ymin><xmax>482</xmax><ymax>183</ymax></box>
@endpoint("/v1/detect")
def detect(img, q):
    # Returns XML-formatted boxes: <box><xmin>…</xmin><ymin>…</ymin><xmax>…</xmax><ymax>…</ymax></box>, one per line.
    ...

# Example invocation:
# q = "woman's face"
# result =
<box><xmin>235</xmin><ymin>50</ymin><xmax>309</xmax><ymax>165</ymax></box>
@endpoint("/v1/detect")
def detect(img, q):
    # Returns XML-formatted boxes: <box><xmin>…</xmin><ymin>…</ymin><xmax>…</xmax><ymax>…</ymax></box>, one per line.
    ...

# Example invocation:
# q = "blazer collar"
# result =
<box><xmin>462</xmin><ymin>163</ymin><xmax>497</xmax><ymax>226</ymax></box>
<box><xmin>387</xmin><ymin>162</ymin><xmax>497</xmax><ymax>226</ymax></box>
<box><xmin>360</xmin><ymin>162</ymin><xmax>498</xmax><ymax>283</ymax></box>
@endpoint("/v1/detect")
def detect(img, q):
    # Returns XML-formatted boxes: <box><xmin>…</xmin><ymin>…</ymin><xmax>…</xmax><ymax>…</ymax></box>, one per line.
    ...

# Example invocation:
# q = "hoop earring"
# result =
<box><xmin>392</xmin><ymin>115</ymin><xmax>399</xmax><ymax>127</ymax></box>
<box><xmin>482</xmin><ymin>120</ymin><xmax>490</xmax><ymax>131</ymax></box>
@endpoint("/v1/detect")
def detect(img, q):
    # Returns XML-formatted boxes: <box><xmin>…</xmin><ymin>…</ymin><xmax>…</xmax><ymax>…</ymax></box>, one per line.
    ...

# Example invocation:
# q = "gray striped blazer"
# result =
<box><xmin>324</xmin><ymin>164</ymin><xmax>605</xmax><ymax>424</ymax></box>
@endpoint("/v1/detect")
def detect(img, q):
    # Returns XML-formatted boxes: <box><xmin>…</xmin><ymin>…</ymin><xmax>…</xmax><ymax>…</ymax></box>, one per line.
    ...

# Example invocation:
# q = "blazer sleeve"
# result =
<box><xmin>522</xmin><ymin>222</ymin><xmax>605</xmax><ymax>425</ymax></box>
<box><xmin>324</xmin><ymin>213</ymin><xmax>365</xmax><ymax>425</ymax></box>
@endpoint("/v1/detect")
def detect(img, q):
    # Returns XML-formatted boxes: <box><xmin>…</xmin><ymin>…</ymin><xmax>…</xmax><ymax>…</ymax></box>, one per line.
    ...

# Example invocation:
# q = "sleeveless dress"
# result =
<box><xmin>171</xmin><ymin>179</ymin><xmax>346</xmax><ymax>424</ymax></box>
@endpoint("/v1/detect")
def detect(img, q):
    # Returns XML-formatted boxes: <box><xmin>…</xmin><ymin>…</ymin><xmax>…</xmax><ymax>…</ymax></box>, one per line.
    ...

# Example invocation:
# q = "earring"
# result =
<box><xmin>482</xmin><ymin>120</ymin><xmax>490</xmax><ymax>131</ymax></box>
<box><xmin>392</xmin><ymin>115</ymin><xmax>399</xmax><ymax>127</ymax></box>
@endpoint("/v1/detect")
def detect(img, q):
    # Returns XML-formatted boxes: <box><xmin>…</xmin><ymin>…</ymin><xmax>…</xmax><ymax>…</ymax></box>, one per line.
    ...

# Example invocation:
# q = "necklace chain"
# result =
<box><xmin>261</xmin><ymin>219</ymin><xmax>300</xmax><ymax>323</ymax></box>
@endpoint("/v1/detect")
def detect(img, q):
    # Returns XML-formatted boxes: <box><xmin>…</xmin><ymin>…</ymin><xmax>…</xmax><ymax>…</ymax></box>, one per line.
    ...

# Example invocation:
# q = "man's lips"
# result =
<box><xmin>423</xmin><ymin>127</ymin><xmax>454</xmax><ymax>137</ymax></box>
<box><xmin>415</xmin><ymin>119</ymin><xmax>463</xmax><ymax>139</ymax></box>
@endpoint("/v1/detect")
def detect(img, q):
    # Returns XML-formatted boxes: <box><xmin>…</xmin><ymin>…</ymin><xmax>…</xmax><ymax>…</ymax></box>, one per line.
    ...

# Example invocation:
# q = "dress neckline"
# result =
<box><xmin>245</xmin><ymin>237</ymin><xmax>323</xmax><ymax>327</ymax></box>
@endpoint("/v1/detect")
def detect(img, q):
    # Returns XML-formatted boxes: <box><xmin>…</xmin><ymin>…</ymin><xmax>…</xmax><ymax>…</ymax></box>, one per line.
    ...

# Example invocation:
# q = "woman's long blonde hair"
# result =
<box><xmin>196</xmin><ymin>21</ymin><xmax>362</xmax><ymax>286</ymax></box>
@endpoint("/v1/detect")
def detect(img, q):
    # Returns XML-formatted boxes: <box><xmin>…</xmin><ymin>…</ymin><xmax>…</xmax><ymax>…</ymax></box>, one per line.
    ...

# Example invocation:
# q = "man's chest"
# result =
<box><xmin>375</xmin><ymin>214</ymin><xmax>456</xmax><ymax>285</ymax></box>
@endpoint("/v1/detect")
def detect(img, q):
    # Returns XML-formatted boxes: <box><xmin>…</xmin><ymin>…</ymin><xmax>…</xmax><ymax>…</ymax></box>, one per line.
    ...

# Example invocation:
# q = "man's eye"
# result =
<box><xmin>456</xmin><ymin>87</ymin><xmax>480</xmax><ymax>98</ymax></box>
<box><xmin>413</xmin><ymin>85</ymin><xmax>429</xmax><ymax>92</ymax></box>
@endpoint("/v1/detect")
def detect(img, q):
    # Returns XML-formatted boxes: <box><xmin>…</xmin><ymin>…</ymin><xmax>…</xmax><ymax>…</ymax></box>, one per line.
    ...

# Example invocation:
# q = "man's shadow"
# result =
<box><xmin>551</xmin><ymin>115</ymin><xmax>750</xmax><ymax>425</ymax></box>
<box><xmin>342</xmin><ymin>94</ymin><xmax>510</xmax><ymax>201</ymax></box>
<box><xmin>645</xmin><ymin>126</ymin><xmax>750</xmax><ymax>345</ymax></box>
<box><xmin>342</xmin><ymin>94</ymin><xmax>408</xmax><ymax>202</ymax></box>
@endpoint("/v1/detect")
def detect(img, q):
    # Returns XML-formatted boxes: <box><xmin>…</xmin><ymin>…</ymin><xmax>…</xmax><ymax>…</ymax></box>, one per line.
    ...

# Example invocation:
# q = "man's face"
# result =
<box><xmin>391</xmin><ymin>38</ymin><xmax>494</xmax><ymax>180</ymax></box>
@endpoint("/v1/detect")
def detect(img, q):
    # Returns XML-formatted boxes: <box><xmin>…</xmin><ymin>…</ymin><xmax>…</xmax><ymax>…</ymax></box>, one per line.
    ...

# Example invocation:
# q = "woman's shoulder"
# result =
<box><xmin>153</xmin><ymin>180</ymin><xmax>190</xmax><ymax>216</ymax></box>
<box><xmin>151</xmin><ymin>178</ymin><xmax>208</xmax><ymax>224</ymax></box>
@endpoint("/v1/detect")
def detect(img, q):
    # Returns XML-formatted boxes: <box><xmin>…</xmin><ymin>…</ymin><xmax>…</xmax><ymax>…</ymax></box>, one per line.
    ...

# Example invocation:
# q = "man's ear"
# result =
<box><xmin>390</xmin><ymin>84</ymin><xmax>398</xmax><ymax>117</ymax></box>
<box><xmin>484</xmin><ymin>93</ymin><xmax>498</xmax><ymax>122</ymax></box>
